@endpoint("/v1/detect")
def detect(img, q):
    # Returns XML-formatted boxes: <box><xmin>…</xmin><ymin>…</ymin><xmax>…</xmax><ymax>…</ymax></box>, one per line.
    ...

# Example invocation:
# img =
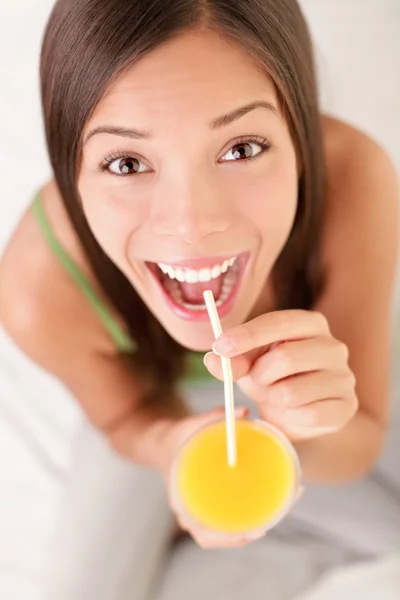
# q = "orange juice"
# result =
<box><xmin>173</xmin><ymin>418</ymin><xmax>300</xmax><ymax>535</ymax></box>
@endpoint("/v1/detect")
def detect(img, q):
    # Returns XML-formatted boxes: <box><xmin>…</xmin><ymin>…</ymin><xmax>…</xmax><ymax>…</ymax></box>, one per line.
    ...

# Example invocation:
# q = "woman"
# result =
<box><xmin>0</xmin><ymin>0</ymin><xmax>398</xmax><ymax>556</ymax></box>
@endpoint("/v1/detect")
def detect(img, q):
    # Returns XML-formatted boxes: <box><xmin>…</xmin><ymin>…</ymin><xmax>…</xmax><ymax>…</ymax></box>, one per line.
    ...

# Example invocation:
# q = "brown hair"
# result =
<box><xmin>40</xmin><ymin>0</ymin><xmax>325</xmax><ymax>391</ymax></box>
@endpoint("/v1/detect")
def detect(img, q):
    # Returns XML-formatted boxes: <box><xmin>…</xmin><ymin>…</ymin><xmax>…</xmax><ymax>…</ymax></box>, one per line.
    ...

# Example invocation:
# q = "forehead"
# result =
<box><xmin>89</xmin><ymin>29</ymin><xmax>280</xmax><ymax>128</ymax></box>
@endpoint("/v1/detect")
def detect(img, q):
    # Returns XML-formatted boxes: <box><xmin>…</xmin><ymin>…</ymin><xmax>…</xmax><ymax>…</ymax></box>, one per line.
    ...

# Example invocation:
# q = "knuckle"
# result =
<box><xmin>341</xmin><ymin>370</ymin><xmax>356</xmax><ymax>394</ymax></box>
<box><xmin>313</xmin><ymin>311</ymin><xmax>330</xmax><ymax>333</ymax></box>
<box><xmin>348</xmin><ymin>371</ymin><xmax>357</xmax><ymax>390</ymax></box>
<box><xmin>348</xmin><ymin>393</ymin><xmax>359</xmax><ymax>417</ymax></box>
<box><xmin>276</xmin><ymin>380</ymin><xmax>296</xmax><ymax>407</ymax></box>
<box><xmin>273</xmin><ymin>344</ymin><xmax>294</xmax><ymax>373</ymax></box>
<box><xmin>337</xmin><ymin>341</ymin><xmax>350</xmax><ymax>362</ymax></box>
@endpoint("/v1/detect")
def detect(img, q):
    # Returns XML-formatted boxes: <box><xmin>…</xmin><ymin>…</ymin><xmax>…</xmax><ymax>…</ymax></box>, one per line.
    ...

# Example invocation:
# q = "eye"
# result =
<box><xmin>107</xmin><ymin>156</ymin><xmax>151</xmax><ymax>175</ymax></box>
<box><xmin>221</xmin><ymin>138</ymin><xmax>270</xmax><ymax>163</ymax></box>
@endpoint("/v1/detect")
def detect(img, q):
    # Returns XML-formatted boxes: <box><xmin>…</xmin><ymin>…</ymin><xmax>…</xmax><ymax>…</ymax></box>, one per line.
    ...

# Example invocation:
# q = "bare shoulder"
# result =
<box><xmin>0</xmin><ymin>180</ymin><xmax>116</xmax><ymax>371</ymax></box>
<box><xmin>316</xmin><ymin>116</ymin><xmax>398</xmax><ymax>432</ymax></box>
<box><xmin>322</xmin><ymin>114</ymin><xmax>398</xmax><ymax>188</ymax></box>
<box><xmin>320</xmin><ymin>114</ymin><xmax>399</xmax><ymax>266</ymax></box>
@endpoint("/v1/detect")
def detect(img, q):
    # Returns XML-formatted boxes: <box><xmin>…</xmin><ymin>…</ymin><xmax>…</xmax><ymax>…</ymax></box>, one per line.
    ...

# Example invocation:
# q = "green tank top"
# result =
<box><xmin>32</xmin><ymin>194</ymin><xmax>210</xmax><ymax>382</ymax></box>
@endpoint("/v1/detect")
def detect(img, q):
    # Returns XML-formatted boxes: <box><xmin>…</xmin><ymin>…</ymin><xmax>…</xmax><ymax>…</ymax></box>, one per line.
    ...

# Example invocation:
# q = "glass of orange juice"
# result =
<box><xmin>171</xmin><ymin>417</ymin><xmax>301</xmax><ymax>537</ymax></box>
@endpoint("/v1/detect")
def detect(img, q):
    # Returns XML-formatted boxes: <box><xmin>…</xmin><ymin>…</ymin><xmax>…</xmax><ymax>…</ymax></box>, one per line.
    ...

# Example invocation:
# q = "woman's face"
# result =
<box><xmin>79</xmin><ymin>30</ymin><xmax>298</xmax><ymax>351</ymax></box>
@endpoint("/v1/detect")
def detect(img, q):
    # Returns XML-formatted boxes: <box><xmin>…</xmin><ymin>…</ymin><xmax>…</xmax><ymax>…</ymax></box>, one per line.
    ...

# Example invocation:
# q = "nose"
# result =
<box><xmin>150</xmin><ymin>173</ymin><xmax>231</xmax><ymax>243</ymax></box>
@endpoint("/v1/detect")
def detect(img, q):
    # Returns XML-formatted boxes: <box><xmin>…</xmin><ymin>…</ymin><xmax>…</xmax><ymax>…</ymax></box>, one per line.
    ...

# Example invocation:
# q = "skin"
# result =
<box><xmin>0</xmin><ymin>30</ymin><xmax>398</xmax><ymax>550</ymax></box>
<box><xmin>79</xmin><ymin>31</ymin><xmax>297</xmax><ymax>350</ymax></box>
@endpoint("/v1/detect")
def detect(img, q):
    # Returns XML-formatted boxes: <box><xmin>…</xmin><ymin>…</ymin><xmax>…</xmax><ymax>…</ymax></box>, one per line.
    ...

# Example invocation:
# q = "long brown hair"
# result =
<box><xmin>40</xmin><ymin>0</ymin><xmax>325</xmax><ymax>390</ymax></box>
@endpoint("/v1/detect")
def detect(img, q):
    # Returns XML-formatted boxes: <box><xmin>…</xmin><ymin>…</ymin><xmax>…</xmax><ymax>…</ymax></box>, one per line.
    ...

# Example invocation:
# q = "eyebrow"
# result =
<box><xmin>211</xmin><ymin>101</ymin><xmax>278</xmax><ymax>128</ymax></box>
<box><xmin>84</xmin><ymin>100</ymin><xmax>278</xmax><ymax>144</ymax></box>
<box><xmin>84</xmin><ymin>125</ymin><xmax>150</xmax><ymax>145</ymax></box>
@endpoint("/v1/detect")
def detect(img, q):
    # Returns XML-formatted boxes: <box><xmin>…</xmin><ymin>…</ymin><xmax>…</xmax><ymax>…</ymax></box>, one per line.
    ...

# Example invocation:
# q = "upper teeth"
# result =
<box><xmin>157</xmin><ymin>257</ymin><xmax>237</xmax><ymax>283</ymax></box>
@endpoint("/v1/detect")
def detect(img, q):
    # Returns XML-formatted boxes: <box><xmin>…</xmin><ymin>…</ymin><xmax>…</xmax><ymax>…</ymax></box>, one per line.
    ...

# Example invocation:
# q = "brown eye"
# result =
<box><xmin>221</xmin><ymin>140</ymin><xmax>267</xmax><ymax>162</ymax></box>
<box><xmin>108</xmin><ymin>156</ymin><xmax>150</xmax><ymax>175</ymax></box>
<box><xmin>232</xmin><ymin>143</ymin><xmax>253</xmax><ymax>159</ymax></box>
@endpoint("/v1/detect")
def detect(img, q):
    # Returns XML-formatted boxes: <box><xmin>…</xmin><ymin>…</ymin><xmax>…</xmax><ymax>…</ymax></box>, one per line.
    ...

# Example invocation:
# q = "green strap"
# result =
<box><xmin>32</xmin><ymin>194</ymin><xmax>136</xmax><ymax>354</ymax></box>
<box><xmin>32</xmin><ymin>193</ymin><xmax>214</xmax><ymax>380</ymax></box>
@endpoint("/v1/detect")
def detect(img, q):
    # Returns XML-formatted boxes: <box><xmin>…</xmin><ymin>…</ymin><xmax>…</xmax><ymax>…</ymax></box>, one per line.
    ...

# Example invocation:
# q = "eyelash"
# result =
<box><xmin>99</xmin><ymin>135</ymin><xmax>272</xmax><ymax>175</ymax></box>
<box><xmin>99</xmin><ymin>149</ymin><xmax>146</xmax><ymax>173</ymax></box>
<box><xmin>223</xmin><ymin>135</ymin><xmax>272</xmax><ymax>159</ymax></box>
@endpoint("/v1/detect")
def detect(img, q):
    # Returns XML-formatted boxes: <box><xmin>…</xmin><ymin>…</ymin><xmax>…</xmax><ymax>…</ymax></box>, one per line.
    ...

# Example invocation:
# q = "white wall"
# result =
<box><xmin>300</xmin><ymin>0</ymin><xmax>400</xmax><ymax>167</ymax></box>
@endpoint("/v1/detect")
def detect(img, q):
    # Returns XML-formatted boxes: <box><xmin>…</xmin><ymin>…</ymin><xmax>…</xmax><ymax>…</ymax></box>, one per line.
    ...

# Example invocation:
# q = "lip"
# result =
<box><xmin>147</xmin><ymin>252</ymin><xmax>250</xmax><ymax>322</ymax></box>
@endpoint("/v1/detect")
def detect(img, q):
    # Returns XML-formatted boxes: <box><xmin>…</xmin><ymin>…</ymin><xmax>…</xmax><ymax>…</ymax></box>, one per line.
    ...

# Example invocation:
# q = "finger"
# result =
<box><xmin>251</xmin><ymin>338</ymin><xmax>349</xmax><ymax>386</ymax></box>
<box><xmin>176</xmin><ymin>515</ymin><xmax>190</xmax><ymax>532</ymax></box>
<box><xmin>203</xmin><ymin>352</ymin><xmax>251</xmax><ymax>381</ymax></box>
<box><xmin>264</xmin><ymin>396</ymin><xmax>358</xmax><ymax>438</ymax></box>
<box><xmin>266</xmin><ymin>371</ymin><xmax>356</xmax><ymax>409</ymax></box>
<box><xmin>175</xmin><ymin>515</ymin><xmax>265</xmax><ymax>548</ymax></box>
<box><xmin>192</xmin><ymin>530</ymin><xmax>264</xmax><ymax>549</ymax></box>
<box><xmin>212</xmin><ymin>310</ymin><xmax>330</xmax><ymax>357</ymax></box>
<box><xmin>296</xmin><ymin>486</ymin><xmax>305</xmax><ymax>502</ymax></box>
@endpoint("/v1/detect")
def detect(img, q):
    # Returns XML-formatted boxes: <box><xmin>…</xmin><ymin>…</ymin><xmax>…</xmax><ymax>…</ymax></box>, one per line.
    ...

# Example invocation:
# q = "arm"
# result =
<box><xmin>54</xmin><ymin>348</ymin><xmax>190</xmax><ymax>470</ymax></box>
<box><xmin>296</xmin><ymin>127</ymin><xmax>399</xmax><ymax>483</ymax></box>
<box><xmin>0</xmin><ymin>308</ymin><xmax>189</xmax><ymax>471</ymax></box>
<box><xmin>0</xmin><ymin>210</ymin><xmax>189</xmax><ymax>472</ymax></box>
<box><xmin>0</xmin><ymin>296</ymin><xmax>189</xmax><ymax>471</ymax></box>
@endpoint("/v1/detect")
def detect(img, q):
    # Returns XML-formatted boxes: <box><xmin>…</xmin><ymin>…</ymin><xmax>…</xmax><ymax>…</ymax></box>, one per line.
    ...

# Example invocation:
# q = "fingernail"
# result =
<box><xmin>213</xmin><ymin>335</ymin><xmax>236</xmax><ymax>355</ymax></box>
<box><xmin>297</xmin><ymin>486</ymin><xmax>305</xmax><ymax>501</ymax></box>
<box><xmin>203</xmin><ymin>352</ymin><xmax>213</xmax><ymax>367</ymax></box>
<box><xmin>234</xmin><ymin>406</ymin><xmax>249</xmax><ymax>418</ymax></box>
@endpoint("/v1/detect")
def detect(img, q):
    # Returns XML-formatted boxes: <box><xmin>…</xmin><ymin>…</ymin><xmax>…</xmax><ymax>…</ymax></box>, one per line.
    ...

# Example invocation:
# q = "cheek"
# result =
<box><xmin>232</xmin><ymin>158</ymin><xmax>298</xmax><ymax>246</ymax></box>
<box><xmin>77</xmin><ymin>174</ymin><xmax>143</xmax><ymax>267</ymax></box>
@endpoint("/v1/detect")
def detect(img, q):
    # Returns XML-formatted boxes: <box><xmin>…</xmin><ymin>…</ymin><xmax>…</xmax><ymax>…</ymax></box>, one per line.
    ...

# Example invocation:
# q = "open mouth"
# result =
<box><xmin>146</xmin><ymin>252</ymin><xmax>249</xmax><ymax>321</ymax></box>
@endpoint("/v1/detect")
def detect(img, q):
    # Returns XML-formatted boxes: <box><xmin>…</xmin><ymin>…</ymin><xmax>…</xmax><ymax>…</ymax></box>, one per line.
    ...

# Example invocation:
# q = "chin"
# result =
<box><xmin>127</xmin><ymin>249</ymin><xmax>268</xmax><ymax>351</ymax></box>
<box><xmin>146</xmin><ymin>289</ymin><xmax>258</xmax><ymax>353</ymax></box>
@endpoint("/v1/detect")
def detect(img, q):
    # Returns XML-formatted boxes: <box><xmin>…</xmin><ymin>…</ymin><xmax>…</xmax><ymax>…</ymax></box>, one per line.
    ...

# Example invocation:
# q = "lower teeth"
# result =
<box><xmin>183</xmin><ymin>302</ymin><xmax>206</xmax><ymax>311</ymax></box>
